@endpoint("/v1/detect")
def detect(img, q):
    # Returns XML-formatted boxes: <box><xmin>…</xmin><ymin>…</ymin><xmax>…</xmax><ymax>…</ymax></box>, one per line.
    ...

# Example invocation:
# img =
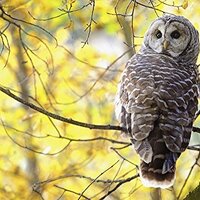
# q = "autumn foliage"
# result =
<box><xmin>0</xmin><ymin>0</ymin><xmax>200</xmax><ymax>200</ymax></box>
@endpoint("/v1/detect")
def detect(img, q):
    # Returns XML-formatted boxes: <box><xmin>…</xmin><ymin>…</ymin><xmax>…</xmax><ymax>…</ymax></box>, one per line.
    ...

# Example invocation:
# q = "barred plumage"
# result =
<box><xmin>115</xmin><ymin>14</ymin><xmax>199</xmax><ymax>188</ymax></box>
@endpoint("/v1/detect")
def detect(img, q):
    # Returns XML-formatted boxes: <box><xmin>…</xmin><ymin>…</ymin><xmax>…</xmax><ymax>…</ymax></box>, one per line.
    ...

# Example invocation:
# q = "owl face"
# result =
<box><xmin>144</xmin><ymin>15</ymin><xmax>194</xmax><ymax>58</ymax></box>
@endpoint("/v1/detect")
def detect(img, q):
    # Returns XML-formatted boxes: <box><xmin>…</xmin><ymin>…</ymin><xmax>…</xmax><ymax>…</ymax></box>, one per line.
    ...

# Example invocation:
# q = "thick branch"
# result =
<box><xmin>1</xmin><ymin>86</ymin><xmax>200</xmax><ymax>135</ymax></box>
<box><xmin>0</xmin><ymin>86</ymin><xmax>124</xmax><ymax>132</ymax></box>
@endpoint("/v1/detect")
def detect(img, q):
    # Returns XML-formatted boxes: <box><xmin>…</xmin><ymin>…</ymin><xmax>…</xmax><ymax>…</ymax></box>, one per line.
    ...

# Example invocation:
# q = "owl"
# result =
<box><xmin>115</xmin><ymin>14</ymin><xmax>199</xmax><ymax>188</ymax></box>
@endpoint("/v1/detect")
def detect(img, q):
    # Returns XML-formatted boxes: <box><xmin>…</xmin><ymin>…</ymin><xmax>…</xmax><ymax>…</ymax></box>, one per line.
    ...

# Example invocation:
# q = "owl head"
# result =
<box><xmin>141</xmin><ymin>14</ymin><xmax>199</xmax><ymax>64</ymax></box>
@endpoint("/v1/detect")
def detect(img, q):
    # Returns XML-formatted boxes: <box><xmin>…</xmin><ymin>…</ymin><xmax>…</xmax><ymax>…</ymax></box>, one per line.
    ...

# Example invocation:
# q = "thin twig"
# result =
<box><xmin>82</xmin><ymin>0</ymin><xmax>96</xmax><ymax>46</ymax></box>
<box><xmin>177</xmin><ymin>152</ymin><xmax>200</xmax><ymax>199</ymax></box>
<box><xmin>1</xmin><ymin>119</ymin><xmax>72</xmax><ymax>155</ymax></box>
<box><xmin>99</xmin><ymin>174</ymin><xmax>139</xmax><ymax>200</ymax></box>
<box><xmin>111</xmin><ymin>147</ymin><xmax>138</xmax><ymax>167</ymax></box>
<box><xmin>78</xmin><ymin>160</ymin><xmax>119</xmax><ymax>199</ymax></box>
<box><xmin>54</xmin><ymin>185</ymin><xmax>90</xmax><ymax>200</ymax></box>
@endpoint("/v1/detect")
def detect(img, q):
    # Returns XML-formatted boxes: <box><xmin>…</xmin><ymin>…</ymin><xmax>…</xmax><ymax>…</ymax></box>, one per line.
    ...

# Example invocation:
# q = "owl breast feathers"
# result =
<box><xmin>115</xmin><ymin>14</ymin><xmax>199</xmax><ymax>188</ymax></box>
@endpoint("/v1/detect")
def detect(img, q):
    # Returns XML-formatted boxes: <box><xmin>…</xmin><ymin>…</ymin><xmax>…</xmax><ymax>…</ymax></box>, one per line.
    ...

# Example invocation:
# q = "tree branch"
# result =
<box><xmin>1</xmin><ymin>85</ymin><xmax>200</xmax><ymax>136</ymax></box>
<box><xmin>177</xmin><ymin>152</ymin><xmax>200</xmax><ymax>199</ymax></box>
<box><xmin>99</xmin><ymin>174</ymin><xmax>139</xmax><ymax>200</ymax></box>
<box><xmin>0</xmin><ymin>85</ymin><xmax>124</xmax><ymax>132</ymax></box>
<box><xmin>183</xmin><ymin>182</ymin><xmax>200</xmax><ymax>200</ymax></box>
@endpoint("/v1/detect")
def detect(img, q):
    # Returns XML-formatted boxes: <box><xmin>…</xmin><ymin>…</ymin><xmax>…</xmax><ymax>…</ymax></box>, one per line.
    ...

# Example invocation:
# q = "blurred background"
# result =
<box><xmin>0</xmin><ymin>0</ymin><xmax>200</xmax><ymax>199</ymax></box>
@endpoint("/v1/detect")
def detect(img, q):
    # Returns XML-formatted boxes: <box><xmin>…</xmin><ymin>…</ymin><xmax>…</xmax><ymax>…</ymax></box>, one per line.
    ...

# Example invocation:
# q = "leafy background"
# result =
<box><xmin>0</xmin><ymin>0</ymin><xmax>200</xmax><ymax>199</ymax></box>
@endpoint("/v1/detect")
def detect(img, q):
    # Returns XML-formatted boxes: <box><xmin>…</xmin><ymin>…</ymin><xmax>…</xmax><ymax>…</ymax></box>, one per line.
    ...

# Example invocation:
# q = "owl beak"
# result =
<box><xmin>163</xmin><ymin>40</ymin><xmax>169</xmax><ymax>50</ymax></box>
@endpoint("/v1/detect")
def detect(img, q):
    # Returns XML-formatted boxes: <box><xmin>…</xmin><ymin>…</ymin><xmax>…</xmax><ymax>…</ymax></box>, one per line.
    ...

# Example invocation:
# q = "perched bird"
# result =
<box><xmin>115</xmin><ymin>14</ymin><xmax>199</xmax><ymax>188</ymax></box>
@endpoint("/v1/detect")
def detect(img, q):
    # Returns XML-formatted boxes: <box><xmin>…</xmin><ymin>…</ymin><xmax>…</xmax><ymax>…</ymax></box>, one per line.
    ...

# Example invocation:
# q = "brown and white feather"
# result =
<box><xmin>115</xmin><ymin>14</ymin><xmax>199</xmax><ymax>188</ymax></box>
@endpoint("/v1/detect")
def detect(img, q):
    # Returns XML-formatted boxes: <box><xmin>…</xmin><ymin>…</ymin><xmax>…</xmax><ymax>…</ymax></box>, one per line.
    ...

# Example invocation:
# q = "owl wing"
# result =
<box><xmin>115</xmin><ymin>54</ymin><xmax>159</xmax><ymax>163</ymax></box>
<box><xmin>156</xmin><ymin>68</ymin><xmax>199</xmax><ymax>154</ymax></box>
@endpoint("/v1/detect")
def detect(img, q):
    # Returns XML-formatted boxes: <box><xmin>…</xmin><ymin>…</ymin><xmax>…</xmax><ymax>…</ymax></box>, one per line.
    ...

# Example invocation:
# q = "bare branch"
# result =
<box><xmin>2</xmin><ymin>122</ymin><xmax>129</xmax><ymax>146</ymax></box>
<box><xmin>0</xmin><ymin>6</ymin><xmax>58</xmax><ymax>45</ymax></box>
<box><xmin>1</xmin><ymin>119</ymin><xmax>72</xmax><ymax>155</ymax></box>
<box><xmin>35</xmin><ymin>173</ymin><xmax>138</xmax><ymax>186</ymax></box>
<box><xmin>188</xmin><ymin>145</ymin><xmax>200</xmax><ymax>151</ymax></box>
<box><xmin>158</xmin><ymin>0</ymin><xmax>183</xmax><ymax>9</ymax></box>
<box><xmin>82</xmin><ymin>0</ymin><xmax>96</xmax><ymax>46</ymax></box>
<box><xmin>99</xmin><ymin>174</ymin><xmax>139</xmax><ymax>200</ymax></box>
<box><xmin>177</xmin><ymin>152</ymin><xmax>200</xmax><ymax>199</ymax></box>
<box><xmin>0</xmin><ymin>85</ymin><xmax>124</xmax><ymax>132</ymax></box>
<box><xmin>78</xmin><ymin>160</ymin><xmax>119</xmax><ymax>199</ymax></box>
<box><xmin>55</xmin><ymin>185</ymin><xmax>90</xmax><ymax>200</ymax></box>
<box><xmin>111</xmin><ymin>147</ymin><xmax>138</xmax><ymax>167</ymax></box>
<box><xmin>1</xmin><ymin>85</ymin><xmax>200</xmax><ymax>141</ymax></box>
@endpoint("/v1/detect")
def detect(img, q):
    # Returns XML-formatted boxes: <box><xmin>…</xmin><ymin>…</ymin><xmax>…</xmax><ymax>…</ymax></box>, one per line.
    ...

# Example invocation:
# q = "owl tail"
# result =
<box><xmin>139</xmin><ymin>152</ymin><xmax>179</xmax><ymax>188</ymax></box>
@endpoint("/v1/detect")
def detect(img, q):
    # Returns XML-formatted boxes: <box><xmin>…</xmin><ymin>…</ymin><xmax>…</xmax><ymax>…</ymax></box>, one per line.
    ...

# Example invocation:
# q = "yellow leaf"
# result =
<box><xmin>182</xmin><ymin>0</ymin><xmax>188</xmax><ymax>9</ymax></box>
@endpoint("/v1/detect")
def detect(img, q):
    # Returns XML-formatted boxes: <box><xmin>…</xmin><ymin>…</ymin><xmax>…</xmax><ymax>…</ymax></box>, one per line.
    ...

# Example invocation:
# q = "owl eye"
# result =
<box><xmin>156</xmin><ymin>30</ymin><xmax>162</xmax><ymax>39</ymax></box>
<box><xmin>171</xmin><ymin>30</ymin><xmax>181</xmax><ymax>39</ymax></box>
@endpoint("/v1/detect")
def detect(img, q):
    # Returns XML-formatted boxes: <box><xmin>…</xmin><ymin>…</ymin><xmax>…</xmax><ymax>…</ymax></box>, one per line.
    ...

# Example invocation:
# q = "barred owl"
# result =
<box><xmin>115</xmin><ymin>14</ymin><xmax>199</xmax><ymax>188</ymax></box>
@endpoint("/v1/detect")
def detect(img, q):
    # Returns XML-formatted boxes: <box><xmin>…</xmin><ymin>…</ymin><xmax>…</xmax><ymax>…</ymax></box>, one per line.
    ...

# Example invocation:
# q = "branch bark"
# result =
<box><xmin>0</xmin><ymin>85</ymin><xmax>124</xmax><ymax>132</ymax></box>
